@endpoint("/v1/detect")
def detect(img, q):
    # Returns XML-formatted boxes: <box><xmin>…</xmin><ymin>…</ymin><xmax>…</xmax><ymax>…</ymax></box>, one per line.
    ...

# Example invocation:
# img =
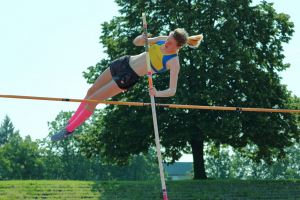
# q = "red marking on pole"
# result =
<box><xmin>163</xmin><ymin>189</ymin><xmax>167</xmax><ymax>200</ymax></box>
<box><xmin>163</xmin><ymin>194</ymin><xmax>168</xmax><ymax>200</ymax></box>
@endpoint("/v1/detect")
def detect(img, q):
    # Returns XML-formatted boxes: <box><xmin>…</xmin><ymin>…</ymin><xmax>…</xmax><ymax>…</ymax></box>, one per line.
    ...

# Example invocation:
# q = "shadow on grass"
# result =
<box><xmin>89</xmin><ymin>179</ymin><xmax>300</xmax><ymax>200</ymax></box>
<box><xmin>90</xmin><ymin>181</ymin><xmax>163</xmax><ymax>200</ymax></box>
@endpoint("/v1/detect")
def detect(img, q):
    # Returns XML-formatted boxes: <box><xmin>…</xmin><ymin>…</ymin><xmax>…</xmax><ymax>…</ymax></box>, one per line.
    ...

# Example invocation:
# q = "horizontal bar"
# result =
<box><xmin>1</xmin><ymin>94</ymin><xmax>300</xmax><ymax>113</ymax></box>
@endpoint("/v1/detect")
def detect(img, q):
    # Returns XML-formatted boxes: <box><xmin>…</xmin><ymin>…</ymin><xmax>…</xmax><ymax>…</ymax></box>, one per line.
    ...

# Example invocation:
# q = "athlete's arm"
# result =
<box><xmin>148</xmin><ymin>58</ymin><xmax>179</xmax><ymax>97</ymax></box>
<box><xmin>133</xmin><ymin>33</ymin><xmax>168</xmax><ymax>46</ymax></box>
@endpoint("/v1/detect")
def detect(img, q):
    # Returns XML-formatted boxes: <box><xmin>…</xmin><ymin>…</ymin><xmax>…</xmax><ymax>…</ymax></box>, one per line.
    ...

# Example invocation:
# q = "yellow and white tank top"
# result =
<box><xmin>149</xmin><ymin>41</ymin><xmax>178</xmax><ymax>73</ymax></box>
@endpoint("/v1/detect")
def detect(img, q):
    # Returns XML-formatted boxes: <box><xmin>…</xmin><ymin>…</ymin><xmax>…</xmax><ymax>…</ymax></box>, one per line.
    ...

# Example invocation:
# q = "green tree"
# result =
<box><xmin>114</xmin><ymin>148</ymin><xmax>162</xmax><ymax>181</ymax></box>
<box><xmin>208</xmin><ymin>141</ymin><xmax>300</xmax><ymax>180</ymax></box>
<box><xmin>41</xmin><ymin>110</ymin><xmax>161</xmax><ymax>181</ymax></box>
<box><xmin>205</xmin><ymin>148</ymin><xmax>233</xmax><ymax>179</ymax></box>
<box><xmin>229</xmin><ymin>151</ymin><xmax>252</xmax><ymax>179</ymax></box>
<box><xmin>39</xmin><ymin>111</ymin><xmax>92</xmax><ymax>180</ymax></box>
<box><xmin>0</xmin><ymin>147</ymin><xmax>12</xmax><ymax>180</ymax></box>
<box><xmin>78</xmin><ymin>0</ymin><xmax>299</xmax><ymax>179</ymax></box>
<box><xmin>1</xmin><ymin>131</ymin><xmax>44</xmax><ymax>179</ymax></box>
<box><xmin>0</xmin><ymin>115</ymin><xmax>15</xmax><ymax>145</ymax></box>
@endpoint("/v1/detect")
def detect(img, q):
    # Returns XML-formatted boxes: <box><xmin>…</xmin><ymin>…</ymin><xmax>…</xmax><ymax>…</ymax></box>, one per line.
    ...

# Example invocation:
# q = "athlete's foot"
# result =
<box><xmin>51</xmin><ymin>127</ymin><xmax>74</xmax><ymax>141</ymax></box>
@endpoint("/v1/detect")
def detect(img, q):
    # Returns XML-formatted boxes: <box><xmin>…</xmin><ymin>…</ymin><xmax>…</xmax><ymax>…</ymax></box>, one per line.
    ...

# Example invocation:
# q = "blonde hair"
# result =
<box><xmin>170</xmin><ymin>28</ymin><xmax>203</xmax><ymax>48</ymax></box>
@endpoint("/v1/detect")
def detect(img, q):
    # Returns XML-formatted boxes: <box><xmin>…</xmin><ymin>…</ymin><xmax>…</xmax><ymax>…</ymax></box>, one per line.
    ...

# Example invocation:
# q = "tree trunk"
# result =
<box><xmin>191</xmin><ymin>140</ymin><xmax>207</xmax><ymax>179</ymax></box>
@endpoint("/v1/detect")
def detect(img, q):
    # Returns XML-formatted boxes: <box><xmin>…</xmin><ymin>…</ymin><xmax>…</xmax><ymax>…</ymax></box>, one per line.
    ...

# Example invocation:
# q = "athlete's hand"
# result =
<box><xmin>141</xmin><ymin>32</ymin><xmax>153</xmax><ymax>41</ymax></box>
<box><xmin>148</xmin><ymin>87</ymin><xmax>157</xmax><ymax>97</ymax></box>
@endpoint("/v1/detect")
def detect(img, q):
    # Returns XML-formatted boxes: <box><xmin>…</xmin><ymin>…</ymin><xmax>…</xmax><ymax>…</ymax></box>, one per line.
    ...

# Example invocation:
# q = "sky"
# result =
<box><xmin>0</xmin><ymin>0</ymin><xmax>299</xmax><ymax>163</ymax></box>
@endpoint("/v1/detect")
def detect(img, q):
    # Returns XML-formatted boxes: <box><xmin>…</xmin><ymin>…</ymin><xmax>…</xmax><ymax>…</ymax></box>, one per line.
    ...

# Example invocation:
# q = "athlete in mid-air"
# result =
<box><xmin>51</xmin><ymin>29</ymin><xmax>203</xmax><ymax>141</ymax></box>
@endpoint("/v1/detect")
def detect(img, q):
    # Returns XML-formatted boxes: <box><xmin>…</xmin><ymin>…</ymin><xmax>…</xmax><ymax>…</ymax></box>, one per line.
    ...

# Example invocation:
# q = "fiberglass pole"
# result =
<box><xmin>142</xmin><ymin>13</ymin><xmax>168</xmax><ymax>200</ymax></box>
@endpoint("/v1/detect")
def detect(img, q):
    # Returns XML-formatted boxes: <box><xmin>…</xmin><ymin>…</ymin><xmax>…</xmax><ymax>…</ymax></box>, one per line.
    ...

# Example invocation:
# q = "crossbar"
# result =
<box><xmin>1</xmin><ymin>94</ymin><xmax>300</xmax><ymax>113</ymax></box>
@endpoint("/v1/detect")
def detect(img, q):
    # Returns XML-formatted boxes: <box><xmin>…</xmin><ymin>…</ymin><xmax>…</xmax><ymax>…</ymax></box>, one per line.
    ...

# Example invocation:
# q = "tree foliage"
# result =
<box><xmin>0</xmin><ymin>114</ymin><xmax>161</xmax><ymax>181</ymax></box>
<box><xmin>0</xmin><ymin>131</ymin><xmax>44</xmax><ymax>179</ymax></box>
<box><xmin>78</xmin><ymin>0</ymin><xmax>299</xmax><ymax>179</ymax></box>
<box><xmin>0</xmin><ymin>115</ymin><xmax>15</xmax><ymax>146</ymax></box>
<box><xmin>203</xmin><ymin>141</ymin><xmax>300</xmax><ymax>180</ymax></box>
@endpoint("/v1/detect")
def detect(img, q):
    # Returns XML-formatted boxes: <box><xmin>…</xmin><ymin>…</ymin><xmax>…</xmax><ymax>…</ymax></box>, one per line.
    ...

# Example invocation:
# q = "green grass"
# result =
<box><xmin>0</xmin><ymin>179</ymin><xmax>300</xmax><ymax>199</ymax></box>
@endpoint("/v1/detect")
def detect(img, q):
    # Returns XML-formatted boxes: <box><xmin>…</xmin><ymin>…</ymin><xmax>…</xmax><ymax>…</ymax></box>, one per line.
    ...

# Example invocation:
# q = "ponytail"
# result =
<box><xmin>187</xmin><ymin>34</ymin><xmax>203</xmax><ymax>48</ymax></box>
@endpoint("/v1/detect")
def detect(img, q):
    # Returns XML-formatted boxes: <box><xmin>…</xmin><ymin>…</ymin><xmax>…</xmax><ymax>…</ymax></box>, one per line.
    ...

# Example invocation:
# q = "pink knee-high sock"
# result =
<box><xmin>66</xmin><ymin>108</ymin><xmax>93</xmax><ymax>132</ymax></box>
<box><xmin>69</xmin><ymin>102</ymin><xmax>88</xmax><ymax>124</ymax></box>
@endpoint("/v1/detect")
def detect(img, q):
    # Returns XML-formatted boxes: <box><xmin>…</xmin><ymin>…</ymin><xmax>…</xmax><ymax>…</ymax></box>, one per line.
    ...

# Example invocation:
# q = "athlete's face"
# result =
<box><xmin>165</xmin><ymin>35</ymin><xmax>181</xmax><ymax>51</ymax></box>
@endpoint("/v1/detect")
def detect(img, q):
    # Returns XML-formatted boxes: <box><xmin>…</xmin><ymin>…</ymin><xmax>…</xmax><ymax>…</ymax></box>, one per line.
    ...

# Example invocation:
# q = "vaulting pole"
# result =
<box><xmin>1</xmin><ymin>94</ymin><xmax>300</xmax><ymax>113</ymax></box>
<box><xmin>142</xmin><ymin>13</ymin><xmax>168</xmax><ymax>200</ymax></box>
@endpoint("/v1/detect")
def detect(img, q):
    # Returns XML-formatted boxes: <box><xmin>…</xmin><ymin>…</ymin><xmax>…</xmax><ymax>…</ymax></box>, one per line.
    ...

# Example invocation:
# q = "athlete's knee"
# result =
<box><xmin>86</xmin><ymin>87</ymin><xmax>96</xmax><ymax>97</ymax></box>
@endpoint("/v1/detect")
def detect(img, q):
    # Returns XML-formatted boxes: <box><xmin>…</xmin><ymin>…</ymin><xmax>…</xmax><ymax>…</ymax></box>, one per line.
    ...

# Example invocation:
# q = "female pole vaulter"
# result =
<box><xmin>51</xmin><ymin>29</ymin><xmax>203</xmax><ymax>141</ymax></box>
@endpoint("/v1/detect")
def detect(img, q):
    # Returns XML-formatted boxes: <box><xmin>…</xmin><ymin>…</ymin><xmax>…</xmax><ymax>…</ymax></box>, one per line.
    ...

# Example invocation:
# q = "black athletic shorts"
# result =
<box><xmin>110</xmin><ymin>55</ymin><xmax>140</xmax><ymax>91</ymax></box>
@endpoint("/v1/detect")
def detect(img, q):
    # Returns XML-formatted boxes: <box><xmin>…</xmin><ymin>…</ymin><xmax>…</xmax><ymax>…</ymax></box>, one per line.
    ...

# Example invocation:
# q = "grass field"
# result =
<box><xmin>0</xmin><ymin>179</ymin><xmax>300</xmax><ymax>199</ymax></box>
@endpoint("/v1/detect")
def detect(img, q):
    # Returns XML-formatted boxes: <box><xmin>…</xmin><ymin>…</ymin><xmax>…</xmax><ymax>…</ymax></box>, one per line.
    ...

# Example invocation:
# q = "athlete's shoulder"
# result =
<box><xmin>167</xmin><ymin>55</ymin><xmax>180</xmax><ymax>67</ymax></box>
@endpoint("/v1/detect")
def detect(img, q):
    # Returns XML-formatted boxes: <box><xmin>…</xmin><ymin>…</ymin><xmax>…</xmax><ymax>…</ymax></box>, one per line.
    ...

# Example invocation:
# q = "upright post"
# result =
<box><xmin>142</xmin><ymin>13</ymin><xmax>168</xmax><ymax>200</ymax></box>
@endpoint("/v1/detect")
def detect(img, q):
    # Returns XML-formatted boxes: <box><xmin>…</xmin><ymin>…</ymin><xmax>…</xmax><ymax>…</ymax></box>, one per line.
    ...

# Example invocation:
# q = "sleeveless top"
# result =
<box><xmin>149</xmin><ymin>41</ymin><xmax>178</xmax><ymax>73</ymax></box>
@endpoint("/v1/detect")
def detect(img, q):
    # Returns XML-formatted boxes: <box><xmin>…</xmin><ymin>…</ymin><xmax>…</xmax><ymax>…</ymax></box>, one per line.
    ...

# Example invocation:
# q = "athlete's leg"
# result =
<box><xmin>85</xmin><ymin>67</ymin><xmax>114</xmax><ymax>99</ymax></box>
<box><xmin>85</xmin><ymin>79</ymin><xmax>123</xmax><ymax>112</ymax></box>
<box><xmin>69</xmin><ymin>67</ymin><xmax>113</xmax><ymax>123</ymax></box>
<box><xmin>66</xmin><ymin>80</ymin><xmax>123</xmax><ymax>132</ymax></box>
<box><xmin>68</xmin><ymin>100</ymin><xmax>88</xmax><ymax>123</ymax></box>
<box><xmin>52</xmin><ymin>80</ymin><xmax>123</xmax><ymax>141</ymax></box>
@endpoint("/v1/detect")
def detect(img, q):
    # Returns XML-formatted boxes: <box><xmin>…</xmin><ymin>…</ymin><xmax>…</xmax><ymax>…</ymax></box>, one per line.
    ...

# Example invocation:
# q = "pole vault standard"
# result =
<box><xmin>142</xmin><ymin>13</ymin><xmax>168</xmax><ymax>200</ymax></box>
<box><xmin>1</xmin><ymin>94</ymin><xmax>300</xmax><ymax>113</ymax></box>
